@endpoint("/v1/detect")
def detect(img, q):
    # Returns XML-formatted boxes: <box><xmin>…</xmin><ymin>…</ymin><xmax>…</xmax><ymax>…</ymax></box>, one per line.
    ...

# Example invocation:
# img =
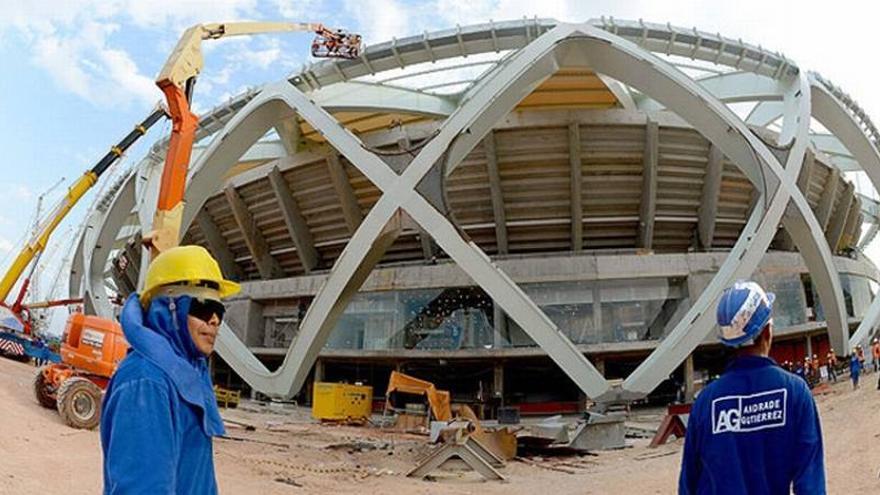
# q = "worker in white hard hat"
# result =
<box><xmin>100</xmin><ymin>246</ymin><xmax>240</xmax><ymax>494</ymax></box>
<box><xmin>679</xmin><ymin>280</ymin><xmax>825</xmax><ymax>495</ymax></box>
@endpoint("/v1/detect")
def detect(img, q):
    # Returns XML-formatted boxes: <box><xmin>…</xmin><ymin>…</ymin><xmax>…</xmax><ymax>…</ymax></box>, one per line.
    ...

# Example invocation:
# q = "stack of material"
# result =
<box><xmin>517</xmin><ymin>413</ymin><xmax>627</xmax><ymax>454</ymax></box>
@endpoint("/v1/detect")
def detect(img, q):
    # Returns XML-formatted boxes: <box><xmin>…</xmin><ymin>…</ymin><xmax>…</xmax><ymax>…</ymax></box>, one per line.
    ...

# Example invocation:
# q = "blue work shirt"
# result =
<box><xmin>101</xmin><ymin>294</ymin><xmax>226</xmax><ymax>494</ymax></box>
<box><xmin>679</xmin><ymin>355</ymin><xmax>825</xmax><ymax>495</ymax></box>
<box><xmin>849</xmin><ymin>355</ymin><xmax>861</xmax><ymax>378</ymax></box>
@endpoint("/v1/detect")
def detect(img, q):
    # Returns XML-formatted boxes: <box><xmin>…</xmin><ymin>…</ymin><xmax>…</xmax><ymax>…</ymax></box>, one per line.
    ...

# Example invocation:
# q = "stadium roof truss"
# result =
<box><xmin>72</xmin><ymin>18</ymin><xmax>880</xmax><ymax>402</ymax></box>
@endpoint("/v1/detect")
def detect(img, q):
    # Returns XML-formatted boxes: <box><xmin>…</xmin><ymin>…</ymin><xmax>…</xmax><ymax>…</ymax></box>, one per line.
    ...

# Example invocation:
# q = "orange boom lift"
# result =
<box><xmin>32</xmin><ymin>21</ymin><xmax>361</xmax><ymax>430</ymax></box>
<box><xmin>144</xmin><ymin>22</ymin><xmax>361</xmax><ymax>256</ymax></box>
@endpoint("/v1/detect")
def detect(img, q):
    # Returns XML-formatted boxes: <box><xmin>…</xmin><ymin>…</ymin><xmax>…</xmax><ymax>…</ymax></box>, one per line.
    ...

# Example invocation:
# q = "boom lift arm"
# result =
<box><xmin>143</xmin><ymin>22</ymin><xmax>362</xmax><ymax>256</ymax></box>
<box><xmin>0</xmin><ymin>108</ymin><xmax>168</xmax><ymax>313</ymax></box>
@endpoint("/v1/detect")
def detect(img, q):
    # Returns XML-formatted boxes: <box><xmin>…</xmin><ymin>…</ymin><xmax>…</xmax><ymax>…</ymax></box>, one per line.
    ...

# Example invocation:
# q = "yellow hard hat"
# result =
<box><xmin>140</xmin><ymin>245</ymin><xmax>240</xmax><ymax>304</ymax></box>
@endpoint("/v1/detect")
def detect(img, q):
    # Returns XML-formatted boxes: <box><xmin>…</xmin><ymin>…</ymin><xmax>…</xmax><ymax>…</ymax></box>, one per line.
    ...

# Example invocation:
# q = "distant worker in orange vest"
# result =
<box><xmin>811</xmin><ymin>355</ymin><xmax>820</xmax><ymax>381</ymax></box>
<box><xmin>856</xmin><ymin>345</ymin><xmax>866</xmax><ymax>372</ymax></box>
<box><xmin>825</xmin><ymin>350</ymin><xmax>838</xmax><ymax>383</ymax></box>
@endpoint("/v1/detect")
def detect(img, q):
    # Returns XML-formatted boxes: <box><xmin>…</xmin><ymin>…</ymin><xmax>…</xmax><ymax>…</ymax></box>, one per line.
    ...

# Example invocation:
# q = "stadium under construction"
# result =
<box><xmin>72</xmin><ymin>18</ymin><xmax>880</xmax><ymax>415</ymax></box>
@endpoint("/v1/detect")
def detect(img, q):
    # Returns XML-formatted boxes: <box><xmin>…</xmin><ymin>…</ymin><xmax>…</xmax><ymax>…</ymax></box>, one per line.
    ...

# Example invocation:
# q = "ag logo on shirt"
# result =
<box><xmin>711</xmin><ymin>388</ymin><xmax>787</xmax><ymax>434</ymax></box>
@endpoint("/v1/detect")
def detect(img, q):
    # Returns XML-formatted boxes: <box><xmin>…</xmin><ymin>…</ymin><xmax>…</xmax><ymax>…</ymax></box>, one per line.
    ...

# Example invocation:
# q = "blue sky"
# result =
<box><xmin>1</xmin><ymin>0</ymin><xmax>880</xmax><ymax>308</ymax></box>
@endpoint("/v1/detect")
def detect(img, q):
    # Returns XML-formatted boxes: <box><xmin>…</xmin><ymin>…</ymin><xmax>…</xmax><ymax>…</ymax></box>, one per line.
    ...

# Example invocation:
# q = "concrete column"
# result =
<box><xmin>582</xmin><ymin>357</ymin><xmax>605</xmax><ymax>412</ymax></box>
<box><xmin>314</xmin><ymin>358</ymin><xmax>324</xmax><ymax>383</ymax></box>
<box><xmin>805</xmin><ymin>335</ymin><xmax>813</xmax><ymax>357</ymax></box>
<box><xmin>593</xmin><ymin>357</ymin><xmax>605</xmax><ymax>376</ymax></box>
<box><xmin>225</xmin><ymin>299</ymin><xmax>265</xmax><ymax>347</ymax></box>
<box><xmin>493</xmin><ymin>302</ymin><xmax>508</xmax><ymax>349</ymax></box>
<box><xmin>493</xmin><ymin>363</ymin><xmax>504</xmax><ymax>401</ymax></box>
<box><xmin>684</xmin><ymin>354</ymin><xmax>695</xmax><ymax>403</ymax></box>
<box><xmin>592</xmin><ymin>285</ymin><xmax>602</xmax><ymax>339</ymax></box>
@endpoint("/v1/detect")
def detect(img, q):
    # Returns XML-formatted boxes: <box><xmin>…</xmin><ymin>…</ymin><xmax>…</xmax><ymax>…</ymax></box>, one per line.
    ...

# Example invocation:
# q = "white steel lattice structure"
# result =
<box><xmin>72</xmin><ymin>19</ymin><xmax>880</xmax><ymax>403</ymax></box>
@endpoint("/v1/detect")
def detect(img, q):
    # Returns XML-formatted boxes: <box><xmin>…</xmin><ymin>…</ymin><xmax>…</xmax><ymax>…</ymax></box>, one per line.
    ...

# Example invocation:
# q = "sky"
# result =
<box><xmin>1</xmin><ymin>0</ymin><xmax>880</xmax><ymax>328</ymax></box>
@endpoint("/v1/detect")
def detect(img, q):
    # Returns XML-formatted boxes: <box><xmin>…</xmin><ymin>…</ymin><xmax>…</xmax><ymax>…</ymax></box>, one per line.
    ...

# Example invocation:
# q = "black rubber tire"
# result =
<box><xmin>56</xmin><ymin>377</ymin><xmax>103</xmax><ymax>430</ymax></box>
<box><xmin>33</xmin><ymin>368</ymin><xmax>57</xmax><ymax>409</ymax></box>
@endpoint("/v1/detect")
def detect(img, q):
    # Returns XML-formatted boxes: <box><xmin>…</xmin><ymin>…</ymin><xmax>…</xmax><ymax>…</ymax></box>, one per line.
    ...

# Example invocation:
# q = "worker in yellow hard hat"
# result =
<box><xmin>100</xmin><ymin>245</ymin><xmax>239</xmax><ymax>494</ymax></box>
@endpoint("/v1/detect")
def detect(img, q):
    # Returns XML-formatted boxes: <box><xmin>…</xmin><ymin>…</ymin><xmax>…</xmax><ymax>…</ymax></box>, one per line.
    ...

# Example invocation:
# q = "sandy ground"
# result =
<box><xmin>0</xmin><ymin>356</ymin><xmax>878</xmax><ymax>494</ymax></box>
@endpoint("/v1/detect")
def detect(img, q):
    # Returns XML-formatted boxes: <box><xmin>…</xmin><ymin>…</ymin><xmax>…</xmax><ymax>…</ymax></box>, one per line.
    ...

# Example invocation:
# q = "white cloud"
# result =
<box><xmin>1</xmin><ymin>0</ymin><xmax>261</xmax><ymax>109</ymax></box>
<box><xmin>0</xmin><ymin>237</ymin><xmax>13</xmax><ymax>253</ymax></box>
<box><xmin>27</xmin><ymin>20</ymin><xmax>160</xmax><ymax>108</ymax></box>
<box><xmin>231</xmin><ymin>37</ymin><xmax>283</xmax><ymax>70</ymax></box>
<box><xmin>124</xmin><ymin>0</ymin><xmax>259</xmax><ymax>30</ymax></box>
<box><xmin>273</xmin><ymin>0</ymin><xmax>327</xmax><ymax>20</ymax></box>
<box><xmin>0</xmin><ymin>183</ymin><xmax>34</xmax><ymax>201</ymax></box>
<box><xmin>345</xmin><ymin>0</ymin><xmax>414</xmax><ymax>43</ymax></box>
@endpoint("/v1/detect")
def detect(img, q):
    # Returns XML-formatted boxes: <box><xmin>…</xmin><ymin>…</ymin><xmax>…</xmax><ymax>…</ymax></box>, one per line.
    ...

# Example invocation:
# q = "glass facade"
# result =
<box><xmin>510</xmin><ymin>278</ymin><xmax>689</xmax><ymax>345</ymax></box>
<box><xmin>840</xmin><ymin>273</ymin><xmax>876</xmax><ymax>318</ymax></box>
<box><xmin>325</xmin><ymin>287</ymin><xmax>495</xmax><ymax>350</ymax></box>
<box><xmin>288</xmin><ymin>268</ymin><xmax>876</xmax><ymax>353</ymax></box>
<box><xmin>754</xmin><ymin>272</ymin><xmax>807</xmax><ymax>329</ymax></box>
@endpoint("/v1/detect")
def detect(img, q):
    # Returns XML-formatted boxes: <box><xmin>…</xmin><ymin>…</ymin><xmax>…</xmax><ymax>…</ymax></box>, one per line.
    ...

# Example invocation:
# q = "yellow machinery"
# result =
<box><xmin>384</xmin><ymin>371</ymin><xmax>452</xmax><ymax>421</ymax></box>
<box><xmin>213</xmin><ymin>385</ymin><xmax>241</xmax><ymax>409</ymax></box>
<box><xmin>384</xmin><ymin>371</ymin><xmax>517</xmax><ymax>460</ymax></box>
<box><xmin>312</xmin><ymin>382</ymin><xmax>373</xmax><ymax>422</ymax></box>
<box><xmin>0</xmin><ymin>108</ymin><xmax>166</xmax><ymax>334</ymax></box>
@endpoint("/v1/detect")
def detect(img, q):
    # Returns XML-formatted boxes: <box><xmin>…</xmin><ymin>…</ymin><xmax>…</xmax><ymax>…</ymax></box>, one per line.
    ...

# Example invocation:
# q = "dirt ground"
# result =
<box><xmin>1</xmin><ymin>356</ymin><xmax>878</xmax><ymax>494</ymax></box>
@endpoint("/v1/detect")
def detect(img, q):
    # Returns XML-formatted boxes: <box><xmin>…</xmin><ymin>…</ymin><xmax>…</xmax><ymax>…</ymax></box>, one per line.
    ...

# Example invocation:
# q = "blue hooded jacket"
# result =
<box><xmin>679</xmin><ymin>356</ymin><xmax>825</xmax><ymax>495</ymax></box>
<box><xmin>101</xmin><ymin>293</ymin><xmax>225</xmax><ymax>494</ymax></box>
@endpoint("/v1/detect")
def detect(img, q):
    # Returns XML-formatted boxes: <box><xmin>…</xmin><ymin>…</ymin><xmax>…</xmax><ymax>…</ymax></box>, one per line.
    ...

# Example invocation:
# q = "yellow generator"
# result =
<box><xmin>312</xmin><ymin>382</ymin><xmax>373</xmax><ymax>422</ymax></box>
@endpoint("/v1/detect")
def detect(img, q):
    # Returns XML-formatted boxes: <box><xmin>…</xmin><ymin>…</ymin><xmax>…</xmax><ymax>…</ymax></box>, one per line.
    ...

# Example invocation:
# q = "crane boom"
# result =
<box><xmin>0</xmin><ymin>107</ymin><xmax>167</xmax><ymax>304</ymax></box>
<box><xmin>144</xmin><ymin>21</ymin><xmax>362</xmax><ymax>256</ymax></box>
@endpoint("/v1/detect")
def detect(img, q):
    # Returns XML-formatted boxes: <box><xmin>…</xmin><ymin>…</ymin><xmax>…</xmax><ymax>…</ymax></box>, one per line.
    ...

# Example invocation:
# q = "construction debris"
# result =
<box><xmin>516</xmin><ymin>413</ymin><xmax>627</xmax><ymax>454</ymax></box>
<box><xmin>408</xmin><ymin>428</ymin><xmax>506</xmax><ymax>481</ymax></box>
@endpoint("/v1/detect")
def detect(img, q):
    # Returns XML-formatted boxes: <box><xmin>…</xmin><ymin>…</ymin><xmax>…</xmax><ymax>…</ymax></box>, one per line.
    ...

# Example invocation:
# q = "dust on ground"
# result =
<box><xmin>0</xmin><ymin>356</ymin><xmax>877</xmax><ymax>494</ymax></box>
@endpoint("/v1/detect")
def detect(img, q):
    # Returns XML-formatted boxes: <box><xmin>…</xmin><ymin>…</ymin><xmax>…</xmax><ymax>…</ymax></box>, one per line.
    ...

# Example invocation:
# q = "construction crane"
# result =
<box><xmin>0</xmin><ymin>108</ymin><xmax>167</xmax><ymax>335</ymax></box>
<box><xmin>22</xmin><ymin>178</ymin><xmax>65</xmax><ymax>306</ymax></box>
<box><xmin>143</xmin><ymin>22</ymin><xmax>362</xmax><ymax>256</ymax></box>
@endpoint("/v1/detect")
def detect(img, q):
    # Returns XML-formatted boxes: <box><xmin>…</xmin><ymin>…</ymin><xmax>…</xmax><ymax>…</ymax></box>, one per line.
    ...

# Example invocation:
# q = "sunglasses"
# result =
<box><xmin>188</xmin><ymin>298</ymin><xmax>226</xmax><ymax>324</ymax></box>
